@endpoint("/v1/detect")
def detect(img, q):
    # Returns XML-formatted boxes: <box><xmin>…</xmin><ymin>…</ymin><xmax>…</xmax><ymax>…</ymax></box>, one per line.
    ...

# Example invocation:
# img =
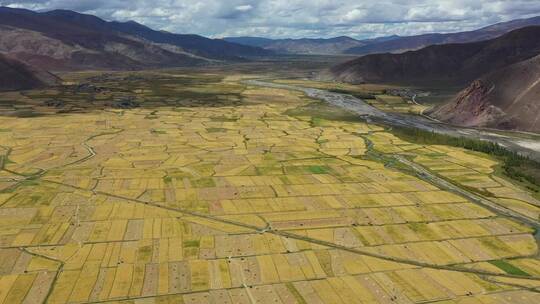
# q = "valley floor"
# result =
<box><xmin>0</xmin><ymin>67</ymin><xmax>539</xmax><ymax>303</ymax></box>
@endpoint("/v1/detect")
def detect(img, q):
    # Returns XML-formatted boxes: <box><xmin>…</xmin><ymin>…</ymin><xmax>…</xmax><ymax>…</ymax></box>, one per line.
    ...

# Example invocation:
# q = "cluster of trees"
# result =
<box><xmin>392</xmin><ymin>126</ymin><xmax>539</xmax><ymax>188</ymax></box>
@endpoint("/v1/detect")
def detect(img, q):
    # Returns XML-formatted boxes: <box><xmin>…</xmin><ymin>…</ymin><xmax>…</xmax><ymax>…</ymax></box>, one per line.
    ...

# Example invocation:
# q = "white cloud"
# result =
<box><xmin>1</xmin><ymin>0</ymin><xmax>540</xmax><ymax>38</ymax></box>
<box><xmin>235</xmin><ymin>4</ymin><xmax>253</xmax><ymax>12</ymax></box>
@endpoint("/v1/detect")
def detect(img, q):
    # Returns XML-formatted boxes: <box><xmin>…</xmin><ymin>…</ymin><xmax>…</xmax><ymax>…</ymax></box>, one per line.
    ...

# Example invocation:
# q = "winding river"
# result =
<box><xmin>246</xmin><ymin>79</ymin><xmax>540</xmax><ymax>161</ymax></box>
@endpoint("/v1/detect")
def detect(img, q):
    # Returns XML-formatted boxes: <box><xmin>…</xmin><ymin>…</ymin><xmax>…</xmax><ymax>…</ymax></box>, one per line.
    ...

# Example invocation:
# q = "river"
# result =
<box><xmin>246</xmin><ymin>79</ymin><xmax>540</xmax><ymax>161</ymax></box>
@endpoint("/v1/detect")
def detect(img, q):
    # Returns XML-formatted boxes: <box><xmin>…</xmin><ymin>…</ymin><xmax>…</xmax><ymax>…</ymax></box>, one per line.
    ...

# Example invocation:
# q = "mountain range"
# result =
<box><xmin>345</xmin><ymin>16</ymin><xmax>540</xmax><ymax>55</ymax></box>
<box><xmin>325</xmin><ymin>26</ymin><xmax>540</xmax><ymax>86</ymax></box>
<box><xmin>326</xmin><ymin>26</ymin><xmax>540</xmax><ymax>132</ymax></box>
<box><xmin>224</xmin><ymin>36</ymin><xmax>400</xmax><ymax>55</ymax></box>
<box><xmin>226</xmin><ymin>16</ymin><xmax>540</xmax><ymax>55</ymax></box>
<box><xmin>0</xmin><ymin>7</ymin><xmax>271</xmax><ymax>71</ymax></box>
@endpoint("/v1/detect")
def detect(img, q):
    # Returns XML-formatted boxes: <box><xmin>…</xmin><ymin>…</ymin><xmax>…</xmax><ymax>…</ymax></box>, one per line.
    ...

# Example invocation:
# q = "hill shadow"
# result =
<box><xmin>0</xmin><ymin>71</ymin><xmax>245</xmax><ymax>118</ymax></box>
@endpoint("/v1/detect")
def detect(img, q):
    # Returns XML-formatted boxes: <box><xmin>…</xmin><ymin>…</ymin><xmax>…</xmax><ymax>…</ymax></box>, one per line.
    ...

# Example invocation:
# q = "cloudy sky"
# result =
<box><xmin>2</xmin><ymin>0</ymin><xmax>540</xmax><ymax>39</ymax></box>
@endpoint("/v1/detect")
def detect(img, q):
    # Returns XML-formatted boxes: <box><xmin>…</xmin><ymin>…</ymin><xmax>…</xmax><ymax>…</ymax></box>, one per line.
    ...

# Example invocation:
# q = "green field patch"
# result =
<box><xmin>488</xmin><ymin>260</ymin><xmax>530</xmax><ymax>276</ymax></box>
<box><xmin>206</xmin><ymin>127</ymin><xmax>228</xmax><ymax>133</ymax></box>
<box><xmin>172</xmin><ymin>107</ymin><xmax>191</xmax><ymax>112</ymax></box>
<box><xmin>478</xmin><ymin>237</ymin><xmax>513</xmax><ymax>255</ymax></box>
<box><xmin>183</xmin><ymin>239</ymin><xmax>200</xmax><ymax>248</ymax></box>
<box><xmin>190</xmin><ymin>177</ymin><xmax>216</xmax><ymax>188</ymax></box>
<box><xmin>190</xmin><ymin>164</ymin><xmax>216</xmax><ymax>176</ymax></box>
<box><xmin>407</xmin><ymin>222</ymin><xmax>439</xmax><ymax>239</ymax></box>
<box><xmin>284</xmin><ymin>165</ymin><xmax>331</xmax><ymax>175</ymax></box>
<box><xmin>311</xmin><ymin>117</ymin><xmax>325</xmax><ymax>127</ymax></box>
<box><xmin>151</xmin><ymin>129</ymin><xmax>167</xmax><ymax>134</ymax></box>
<box><xmin>137</xmin><ymin>245</ymin><xmax>153</xmax><ymax>263</ymax></box>
<box><xmin>352</xmin><ymin>228</ymin><xmax>370</xmax><ymax>246</ymax></box>
<box><xmin>178</xmin><ymin>200</ymin><xmax>209</xmax><ymax>213</ymax></box>
<box><xmin>210</xmin><ymin>116</ymin><xmax>238</xmax><ymax>122</ymax></box>
<box><xmin>308</xmin><ymin>165</ymin><xmax>330</xmax><ymax>174</ymax></box>
<box><xmin>279</xmin><ymin>175</ymin><xmax>292</xmax><ymax>185</ymax></box>
<box><xmin>376</xmin><ymin>94</ymin><xmax>405</xmax><ymax>104</ymax></box>
<box><xmin>19</xmin><ymin>179</ymin><xmax>40</xmax><ymax>188</ymax></box>
<box><xmin>167</xmin><ymin>169</ymin><xmax>194</xmax><ymax>179</ymax></box>
<box><xmin>317</xmin><ymin>139</ymin><xmax>329</xmax><ymax>144</ymax></box>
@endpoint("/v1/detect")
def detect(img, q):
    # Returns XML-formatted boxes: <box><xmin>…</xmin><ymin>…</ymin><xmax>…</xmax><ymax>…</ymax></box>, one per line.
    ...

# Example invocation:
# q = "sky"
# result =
<box><xmin>2</xmin><ymin>0</ymin><xmax>540</xmax><ymax>39</ymax></box>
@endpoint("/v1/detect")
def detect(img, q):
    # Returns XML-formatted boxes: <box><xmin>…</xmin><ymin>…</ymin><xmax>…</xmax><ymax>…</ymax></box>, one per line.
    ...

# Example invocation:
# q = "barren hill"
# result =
<box><xmin>428</xmin><ymin>54</ymin><xmax>540</xmax><ymax>132</ymax></box>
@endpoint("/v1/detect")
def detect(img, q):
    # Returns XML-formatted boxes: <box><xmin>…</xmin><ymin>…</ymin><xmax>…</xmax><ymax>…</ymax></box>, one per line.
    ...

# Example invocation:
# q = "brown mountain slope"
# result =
<box><xmin>0</xmin><ymin>7</ymin><xmax>271</xmax><ymax>71</ymax></box>
<box><xmin>0</xmin><ymin>7</ymin><xmax>205</xmax><ymax>70</ymax></box>
<box><xmin>0</xmin><ymin>54</ymin><xmax>59</xmax><ymax>91</ymax></box>
<box><xmin>326</xmin><ymin>26</ymin><xmax>540</xmax><ymax>86</ymax></box>
<box><xmin>428</xmin><ymin>55</ymin><xmax>540</xmax><ymax>133</ymax></box>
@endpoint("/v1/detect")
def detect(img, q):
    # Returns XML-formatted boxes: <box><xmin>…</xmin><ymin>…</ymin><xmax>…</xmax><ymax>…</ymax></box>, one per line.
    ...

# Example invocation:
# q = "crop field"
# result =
<box><xmin>0</xmin><ymin>69</ymin><xmax>539</xmax><ymax>303</ymax></box>
<box><xmin>410</xmin><ymin>146</ymin><xmax>540</xmax><ymax>221</ymax></box>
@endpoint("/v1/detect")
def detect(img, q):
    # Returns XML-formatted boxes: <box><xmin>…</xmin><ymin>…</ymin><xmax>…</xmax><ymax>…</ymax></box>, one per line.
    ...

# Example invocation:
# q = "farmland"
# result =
<box><xmin>0</xmin><ymin>68</ymin><xmax>539</xmax><ymax>303</ymax></box>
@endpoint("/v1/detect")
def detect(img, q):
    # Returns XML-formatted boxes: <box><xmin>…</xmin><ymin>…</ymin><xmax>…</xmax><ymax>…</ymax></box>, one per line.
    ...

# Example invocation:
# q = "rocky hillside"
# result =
<box><xmin>0</xmin><ymin>54</ymin><xmax>59</xmax><ymax>91</ymax></box>
<box><xmin>326</xmin><ymin>26</ymin><xmax>540</xmax><ymax>86</ymax></box>
<box><xmin>428</xmin><ymin>54</ymin><xmax>540</xmax><ymax>132</ymax></box>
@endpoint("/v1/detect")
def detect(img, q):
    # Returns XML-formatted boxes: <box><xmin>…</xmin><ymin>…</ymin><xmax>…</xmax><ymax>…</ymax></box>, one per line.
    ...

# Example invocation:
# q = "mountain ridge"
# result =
<box><xmin>345</xmin><ymin>15</ymin><xmax>540</xmax><ymax>55</ymax></box>
<box><xmin>325</xmin><ymin>26</ymin><xmax>540</xmax><ymax>86</ymax></box>
<box><xmin>223</xmin><ymin>35</ymin><xmax>399</xmax><ymax>55</ymax></box>
<box><xmin>0</xmin><ymin>7</ymin><xmax>272</xmax><ymax>71</ymax></box>
<box><xmin>225</xmin><ymin>16</ymin><xmax>540</xmax><ymax>55</ymax></box>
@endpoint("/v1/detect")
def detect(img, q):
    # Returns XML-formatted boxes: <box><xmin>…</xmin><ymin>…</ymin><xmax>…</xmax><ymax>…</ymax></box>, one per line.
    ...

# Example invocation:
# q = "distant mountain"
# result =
<box><xmin>361</xmin><ymin>35</ymin><xmax>401</xmax><ymax>44</ymax></box>
<box><xmin>345</xmin><ymin>16</ymin><xmax>540</xmax><ymax>55</ymax></box>
<box><xmin>0</xmin><ymin>7</ymin><xmax>271</xmax><ymax>70</ymax></box>
<box><xmin>221</xmin><ymin>37</ymin><xmax>276</xmax><ymax>48</ymax></box>
<box><xmin>224</xmin><ymin>36</ymin><xmax>400</xmax><ymax>55</ymax></box>
<box><xmin>0</xmin><ymin>54</ymin><xmax>59</xmax><ymax>91</ymax></box>
<box><xmin>428</xmin><ymin>54</ymin><xmax>540</xmax><ymax>132</ymax></box>
<box><xmin>98</xmin><ymin>19</ymin><xmax>272</xmax><ymax>60</ymax></box>
<box><xmin>326</xmin><ymin>26</ymin><xmax>540</xmax><ymax>86</ymax></box>
<box><xmin>225</xmin><ymin>16</ymin><xmax>540</xmax><ymax>56</ymax></box>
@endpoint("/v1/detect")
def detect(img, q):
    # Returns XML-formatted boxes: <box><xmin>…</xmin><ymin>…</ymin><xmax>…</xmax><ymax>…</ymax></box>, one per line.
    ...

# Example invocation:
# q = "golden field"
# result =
<box><xmin>0</xmin><ymin>70</ymin><xmax>539</xmax><ymax>303</ymax></box>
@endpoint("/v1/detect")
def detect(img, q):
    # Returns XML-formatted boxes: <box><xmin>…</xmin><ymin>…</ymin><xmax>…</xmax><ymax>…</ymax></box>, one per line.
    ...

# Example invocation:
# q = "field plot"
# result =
<box><xmin>0</xmin><ymin>70</ymin><xmax>539</xmax><ymax>303</ymax></box>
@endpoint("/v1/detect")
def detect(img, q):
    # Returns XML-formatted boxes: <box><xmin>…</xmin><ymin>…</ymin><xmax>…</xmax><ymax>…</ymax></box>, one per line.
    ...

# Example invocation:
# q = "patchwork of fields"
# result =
<box><xmin>0</xmin><ymin>71</ymin><xmax>539</xmax><ymax>303</ymax></box>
